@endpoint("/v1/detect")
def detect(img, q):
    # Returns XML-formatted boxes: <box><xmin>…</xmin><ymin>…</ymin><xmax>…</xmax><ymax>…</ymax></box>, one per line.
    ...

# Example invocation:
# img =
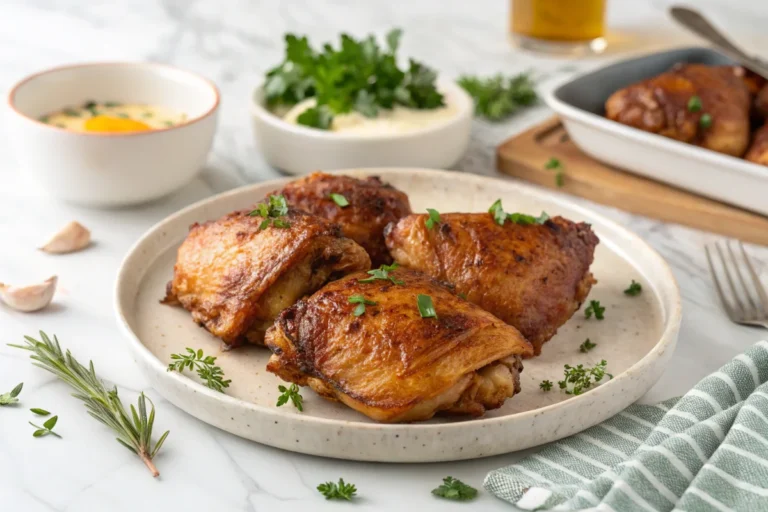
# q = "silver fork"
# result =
<box><xmin>705</xmin><ymin>242</ymin><xmax>768</xmax><ymax>329</ymax></box>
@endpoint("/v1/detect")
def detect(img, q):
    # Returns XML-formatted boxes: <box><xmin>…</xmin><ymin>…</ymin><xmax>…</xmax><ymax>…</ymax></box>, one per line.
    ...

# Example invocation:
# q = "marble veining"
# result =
<box><xmin>1</xmin><ymin>0</ymin><xmax>768</xmax><ymax>510</ymax></box>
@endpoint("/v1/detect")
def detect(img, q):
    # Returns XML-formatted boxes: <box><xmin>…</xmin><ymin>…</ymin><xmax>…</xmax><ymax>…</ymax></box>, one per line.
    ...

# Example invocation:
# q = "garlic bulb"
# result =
<box><xmin>40</xmin><ymin>221</ymin><xmax>91</xmax><ymax>254</ymax></box>
<box><xmin>0</xmin><ymin>276</ymin><xmax>57</xmax><ymax>312</ymax></box>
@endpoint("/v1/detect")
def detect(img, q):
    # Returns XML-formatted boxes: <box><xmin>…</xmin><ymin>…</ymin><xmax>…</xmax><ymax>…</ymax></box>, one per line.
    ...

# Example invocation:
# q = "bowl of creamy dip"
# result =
<box><xmin>6</xmin><ymin>62</ymin><xmax>219</xmax><ymax>206</ymax></box>
<box><xmin>250</xmin><ymin>78</ymin><xmax>473</xmax><ymax>175</ymax></box>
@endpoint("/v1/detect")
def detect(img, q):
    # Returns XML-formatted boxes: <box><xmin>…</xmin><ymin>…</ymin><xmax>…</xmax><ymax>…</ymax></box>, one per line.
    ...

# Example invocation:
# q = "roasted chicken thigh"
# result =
<box><xmin>163</xmin><ymin>204</ymin><xmax>370</xmax><ymax>347</ymax></box>
<box><xmin>385</xmin><ymin>211</ymin><xmax>598</xmax><ymax>356</ymax></box>
<box><xmin>276</xmin><ymin>172</ymin><xmax>412</xmax><ymax>266</ymax></box>
<box><xmin>266</xmin><ymin>268</ymin><xmax>533</xmax><ymax>422</ymax></box>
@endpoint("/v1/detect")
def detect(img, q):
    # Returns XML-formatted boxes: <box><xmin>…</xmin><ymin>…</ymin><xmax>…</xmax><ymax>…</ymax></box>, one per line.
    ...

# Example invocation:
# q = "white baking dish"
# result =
<box><xmin>545</xmin><ymin>47</ymin><xmax>768</xmax><ymax>217</ymax></box>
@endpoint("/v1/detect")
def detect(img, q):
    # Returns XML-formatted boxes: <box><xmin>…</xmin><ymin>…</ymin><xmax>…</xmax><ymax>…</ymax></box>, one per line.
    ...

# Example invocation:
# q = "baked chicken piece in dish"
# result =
<box><xmin>266</xmin><ymin>267</ymin><xmax>533</xmax><ymax>423</ymax></box>
<box><xmin>163</xmin><ymin>197</ymin><xmax>370</xmax><ymax>348</ymax></box>
<box><xmin>746</xmin><ymin>122</ymin><xmax>768</xmax><ymax>166</ymax></box>
<box><xmin>385</xmin><ymin>206</ymin><xmax>599</xmax><ymax>357</ymax></box>
<box><xmin>276</xmin><ymin>172</ymin><xmax>412</xmax><ymax>266</ymax></box>
<box><xmin>605</xmin><ymin>64</ymin><xmax>751</xmax><ymax>157</ymax></box>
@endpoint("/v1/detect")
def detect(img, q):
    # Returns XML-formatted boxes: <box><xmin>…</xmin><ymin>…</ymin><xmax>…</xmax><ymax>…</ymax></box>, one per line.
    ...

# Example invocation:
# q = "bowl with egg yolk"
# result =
<box><xmin>6</xmin><ymin>62</ymin><xmax>219</xmax><ymax>206</ymax></box>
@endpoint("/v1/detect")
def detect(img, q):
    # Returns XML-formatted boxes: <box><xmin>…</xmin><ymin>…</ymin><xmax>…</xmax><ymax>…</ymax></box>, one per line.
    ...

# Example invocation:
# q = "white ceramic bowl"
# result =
<box><xmin>6</xmin><ymin>62</ymin><xmax>220</xmax><ymax>206</ymax></box>
<box><xmin>250</xmin><ymin>79</ymin><xmax>473</xmax><ymax>175</ymax></box>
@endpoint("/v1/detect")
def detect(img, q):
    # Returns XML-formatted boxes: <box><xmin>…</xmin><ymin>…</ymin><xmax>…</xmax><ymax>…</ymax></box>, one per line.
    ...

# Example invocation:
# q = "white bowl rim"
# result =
<box><xmin>114</xmin><ymin>167</ymin><xmax>682</xmax><ymax>432</ymax></box>
<box><xmin>7</xmin><ymin>61</ymin><xmax>221</xmax><ymax>138</ymax></box>
<box><xmin>250</xmin><ymin>78</ymin><xmax>474</xmax><ymax>141</ymax></box>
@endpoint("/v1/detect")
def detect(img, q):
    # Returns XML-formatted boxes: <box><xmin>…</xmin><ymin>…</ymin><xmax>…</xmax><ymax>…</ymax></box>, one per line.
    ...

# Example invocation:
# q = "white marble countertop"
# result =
<box><xmin>2</xmin><ymin>1</ymin><xmax>768</xmax><ymax>510</ymax></box>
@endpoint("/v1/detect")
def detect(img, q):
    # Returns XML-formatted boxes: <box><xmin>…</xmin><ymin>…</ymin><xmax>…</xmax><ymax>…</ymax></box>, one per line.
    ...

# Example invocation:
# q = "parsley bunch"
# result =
<box><xmin>264</xmin><ymin>29</ymin><xmax>444</xmax><ymax>129</ymax></box>
<box><xmin>458</xmin><ymin>72</ymin><xmax>537</xmax><ymax>121</ymax></box>
<box><xmin>317</xmin><ymin>478</ymin><xmax>357</xmax><ymax>500</ymax></box>
<box><xmin>432</xmin><ymin>477</ymin><xmax>478</xmax><ymax>501</ymax></box>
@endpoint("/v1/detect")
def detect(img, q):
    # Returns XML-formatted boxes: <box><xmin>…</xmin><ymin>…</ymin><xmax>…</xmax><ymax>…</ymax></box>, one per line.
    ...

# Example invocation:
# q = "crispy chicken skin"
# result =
<box><xmin>163</xmin><ymin>209</ymin><xmax>370</xmax><ymax>347</ymax></box>
<box><xmin>746</xmin><ymin>123</ymin><xmax>768</xmax><ymax>166</ymax></box>
<box><xmin>266</xmin><ymin>269</ymin><xmax>533</xmax><ymax>423</ymax></box>
<box><xmin>276</xmin><ymin>172</ymin><xmax>412</xmax><ymax>266</ymax></box>
<box><xmin>385</xmin><ymin>213</ymin><xmax>598</xmax><ymax>357</ymax></box>
<box><xmin>605</xmin><ymin>64</ymin><xmax>751</xmax><ymax>157</ymax></box>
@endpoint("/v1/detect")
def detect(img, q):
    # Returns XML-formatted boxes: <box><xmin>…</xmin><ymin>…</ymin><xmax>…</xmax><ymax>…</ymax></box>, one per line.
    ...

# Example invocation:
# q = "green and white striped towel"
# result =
<box><xmin>485</xmin><ymin>341</ymin><xmax>768</xmax><ymax>511</ymax></box>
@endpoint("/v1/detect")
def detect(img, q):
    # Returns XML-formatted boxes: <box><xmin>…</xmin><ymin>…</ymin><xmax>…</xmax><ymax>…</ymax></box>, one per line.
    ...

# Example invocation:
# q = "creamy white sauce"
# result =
<box><xmin>282</xmin><ymin>98</ymin><xmax>457</xmax><ymax>135</ymax></box>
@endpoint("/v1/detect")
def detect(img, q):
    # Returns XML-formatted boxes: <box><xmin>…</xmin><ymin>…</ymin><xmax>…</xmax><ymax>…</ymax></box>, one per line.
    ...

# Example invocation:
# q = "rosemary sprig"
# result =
<box><xmin>9</xmin><ymin>332</ymin><xmax>170</xmax><ymax>477</ymax></box>
<box><xmin>167</xmin><ymin>348</ymin><xmax>231</xmax><ymax>393</ymax></box>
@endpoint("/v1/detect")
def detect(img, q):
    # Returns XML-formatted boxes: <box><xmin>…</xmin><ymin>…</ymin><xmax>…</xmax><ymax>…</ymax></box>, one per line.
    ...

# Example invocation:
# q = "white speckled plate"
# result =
<box><xmin>115</xmin><ymin>169</ymin><xmax>681</xmax><ymax>462</ymax></box>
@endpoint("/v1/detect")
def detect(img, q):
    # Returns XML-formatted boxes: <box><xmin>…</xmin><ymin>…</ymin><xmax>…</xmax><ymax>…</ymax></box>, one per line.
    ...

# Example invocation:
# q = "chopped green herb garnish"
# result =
<box><xmin>63</xmin><ymin>108</ymin><xmax>80</xmax><ymax>117</ymax></box>
<box><xmin>82</xmin><ymin>101</ymin><xmax>97</xmax><ymax>109</ymax></box>
<box><xmin>458</xmin><ymin>292</ymin><xmax>467</xmax><ymax>300</ymax></box>
<box><xmin>318</xmin><ymin>478</ymin><xmax>357</xmax><ymax>500</ymax></box>
<box><xmin>687</xmin><ymin>95</ymin><xmax>702</xmax><ymax>112</ymax></box>
<box><xmin>30</xmin><ymin>408</ymin><xmax>50</xmax><ymax>416</ymax></box>
<box><xmin>579</xmin><ymin>339</ymin><xmax>597</xmax><ymax>353</ymax></box>
<box><xmin>544</xmin><ymin>158</ymin><xmax>565</xmax><ymax>187</ymax></box>
<box><xmin>0</xmin><ymin>382</ymin><xmax>23</xmax><ymax>406</ymax></box>
<box><xmin>163</xmin><ymin>120</ymin><xmax>174</xmax><ymax>127</ymax></box>
<box><xmin>359</xmin><ymin>263</ymin><xmax>404</xmax><ymax>285</ymax></box>
<box><xmin>265</xmin><ymin>29</ymin><xmax>444</xmax><ymax>130</ymax></box>
<box><xmin>417</xmin><ymin>294</ymin><xmax>437</xmax><ymax>319</ymax></box>
<box><xmin>558</xmin><ymin>360</ymin><xmax>612</xmax><ymax>395</ymax></box>
<box><xmin>104</xmin><ymin>102</ymin><xmax>121</xmax><ymax>108</ymax></box>
<box><xmin>30</xmin><ymin>415</ymin><xmax>61</xmax><ymax>438</ymax></box>
<box><xmin>276</xmin><ymin>383</ymin><xmax>303</xmax><ymax>411</ymax></box>
<box><xmin>329</xmin><ymin>193</ymin><xmax>349</xmax><ymax>207</ymax></box>
<box><xmin>584</xmin><ymin>300</ymin><xmax>605</xmax><ymax>320</ymax></box>
<box><xmin>544</xmin><ymin>157</ymin><xmax>561</xmax><ymax>170</ymax></box>
<box><xmin>167</xmin><ymin>348</ymin><xmax>231</xmax><ymax>392</ymax></box>
<box><xmin>348</xmin><ymin>295</ymin><xmax>377</xmax><ymax>316</ymax></box>
<box><xmin>458</xmin><ymin>73</ymin><xmax>537</xmax><ymax>121</ymax></box>
<box><xmin>489</xmin><ymin>199</ymin><xmax>549</xmax><ymax>226</ymax></box>
<box><xmin>425</xmin><ymin>208</ymin><xmax>441</xmax><ymax>229</ymax></box>
<box><xmin>540</xmin><ymin>380</ymin><xmax>553</xmax><ymax>391</ymax></box>
<box><xmin>116</xmin><ymin>113</ymin><xmax>130</xmax><ymax>119</ymax></box>
<box><xmin>249</xmin><ymin>194</ymin><xmax>291</xmax><ymax>229</ymax></box>
<box><xmin>39</xmin><ymin>116</ymin><xmax>49</xmax><ymax>123</ymax></box>
<box><xmin>700</xmin><ymin>113</ymin><xmax>712</xmax><ymax>129</ymax></box>
<box><xmin>432</xmin><ymin>476</ymin><xmax>478</xmax><ymax>501</ymax></box>
<box><xmin>141</xmin><ymin>112</ymin><xmax>154</xmax><ymax>118</ymax></box>
<box><xmin>624</xmin><ymin>280</ymin><xmax>642</xmax><ymax>296</ymax></box>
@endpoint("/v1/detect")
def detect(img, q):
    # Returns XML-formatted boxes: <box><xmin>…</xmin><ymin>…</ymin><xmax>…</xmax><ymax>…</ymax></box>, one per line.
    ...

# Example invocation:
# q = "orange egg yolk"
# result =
<box><xmin>83</xmin><ymin>115</ymin><xmax>152</xmax><ymax>133</ymax></box>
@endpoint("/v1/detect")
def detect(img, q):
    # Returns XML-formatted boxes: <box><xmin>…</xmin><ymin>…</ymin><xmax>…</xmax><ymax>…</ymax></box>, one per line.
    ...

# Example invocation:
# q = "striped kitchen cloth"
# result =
<box><xmin>485</xmin><ymin>341</ymin><xmax>768</xmax><ymax>511</ymax></box>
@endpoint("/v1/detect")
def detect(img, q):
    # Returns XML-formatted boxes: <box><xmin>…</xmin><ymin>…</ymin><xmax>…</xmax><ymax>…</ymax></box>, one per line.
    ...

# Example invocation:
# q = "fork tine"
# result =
<box><xmin>715</xmin><ymin>243</ymin><xmax>746</xmax><ymax>314</ymax></box>
<box><xmin>739</xmin><ymin>242</ymin><xmax>768</xmax><ymax>315</ymax></box>
<box><xmin>726</xmin><ymin>242</ymin><xmax>758</xmax><ymax>316</ymax></box>
<box><xmin>706</xmin><ymin>245</ymin><xmax>737</xmax><ymax>319</ymax></box>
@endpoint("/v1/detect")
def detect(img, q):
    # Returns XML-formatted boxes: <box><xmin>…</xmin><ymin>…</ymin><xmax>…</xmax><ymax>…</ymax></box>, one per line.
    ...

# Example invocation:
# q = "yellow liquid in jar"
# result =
<box><xmin>512</xmin><ymin>0</ymin><xmax>606</xmax><ymax>42</ymax></box>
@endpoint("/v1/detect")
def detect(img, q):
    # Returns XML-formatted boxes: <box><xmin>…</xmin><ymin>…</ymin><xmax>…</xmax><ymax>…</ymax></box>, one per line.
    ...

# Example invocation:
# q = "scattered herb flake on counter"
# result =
<box><xmin>432</xmin><ymin>476</ymin><xmax>478</xmax><ymax>501</ymax></box>
<box><xmin>329</xmin><ymin>193</ymin><xmax>349</xmax><ymax>207</ymax></box>
<box><xmin>318</xmin><ymin>478</ymin><xmax>357</xmax><ymax>500</ymax></box>
<box><xmin>276</xmin><ymin>383</ymin><xmax>304</xmax><ymax>411</ymax></box>
<box><xmin>545</xmin><ymin>157</ymin><xmax>565</xmax><ymax>187</ymax></box>
<box><xmin>348</xmin><ymin>295</ymin><xmax>377</xmax><ymax>316</ymax></box>
<box><xmin>489</xmin><ymin>199</ymin><xmax>549</xmax><ymax>226</ymax></box>
<box><xmin>584</xmin><ymin>300</ymin><xmax>605</xmax><ymax>320</ymax></box>
<box><xmin>417</xmin><ymin>294</ymin><xmax>438</xmax><ymax>319</ymax></box>
<box><xmin>0</xmin><ymin>382</ymin><xmax>23</xmax><ymax>406</ymax></box>
<box><xmin>265</xmin><ymin>28</ymin><xmax>444</xmax><ymax>130</ymax></box>
<box><xmin>540</xmin><ymin>380</ymin><xmax>553</xmax><ymax>391</ymax></box>
<box><xmin>425</xmin><ymin>208</ymin><xmax>441</xmax><ymax>229</ymax></box>
<box><xmin>359</xmin><ymin>263</ymin><xmax>404</xmax><ymax>285</ymax></box>
<box><xmin>687</xmin><ymin>95</ymin><xmax>702</xmax><ymax>112</ymax></box>
<box><xmin>700</xmin><ymin>113</ymin><xmax>713</xmax><ymax>129</ymax></box>
<box><xmin>63</xmin><ymin>108</ymin><xmax>80</xmax><ymax>117</ymax></box>
<box><xmin>168</xmin><ymin>348</ymin><xmax>231</xmax><ymax>392</ymax></box>
<box><xmin>30</xmin><ymin>408</ymin><xmax>50</xmax><ymax>416</ymax></box>
<box><xmin>30</xmin><ymin>414</ymin><xmax>61</xmax><ymax>438</ymax></box>
<box><xmin>457</xmin><ymin>72</ymin><xmax>537</xmax><ymax>121</ymax></box>
<box><xmin>558</xmin><ymin>360</ymin><xmax>612</xmax><ymax>395</ymax></box>
<box><xmin>624</xmin><ymin>280</ymin><xmax>642</xmax><ymax>296</ymax></box>
<box><xmin>579</xmin><ymin>339</ymin><xmax>597</xmax><ymax>353</ymax></box>
<box><xmin>249</xmin><ymin>194</ymin><xmax>291</xmax><ymax>229</ymax></box>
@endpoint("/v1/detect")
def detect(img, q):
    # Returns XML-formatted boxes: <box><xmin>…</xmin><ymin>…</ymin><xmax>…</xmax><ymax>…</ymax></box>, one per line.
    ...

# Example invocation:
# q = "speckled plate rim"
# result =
<box><xmin>114</xmin><ymin>168</ymin><xmax>682</xmax><ymax>462</ymax></box>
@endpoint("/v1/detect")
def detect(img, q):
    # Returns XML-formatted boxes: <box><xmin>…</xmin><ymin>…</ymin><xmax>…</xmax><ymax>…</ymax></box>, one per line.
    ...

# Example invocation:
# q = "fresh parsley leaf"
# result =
<box><xmin>624</xmin><ymin>280</ymin><xmax>642</xmax><ymax>296</ymax></box>
<box><xmin>458</xmin><ymin>292</ymin><xmax>468</xmax><ymax>300</ymax></box>
<box><xmin>0</xmin><ymin>382</ymin><xmax>23</xmax><ymax>406</ymax></box>
<box><xmin>458</xmin><ymin>73</ymin><xmax>537</xmax><ymax>121</ymax></box>
<box><xmin>558</xmin><ymin>360</ymin><xmax>612</xmax><ymax>395</ymax></box>
<box><xmin>296</xmin><ymin>105</ymin><xmax>333</xmax><ymax>129</ymax></box>
<box><xmin>329</xmin><ymin>193</ymin><xmax>349</xmax><ymax>207</ymax></box>
<box><xmin>687</xmin><ymin>95</ymin><xmax>702</xmax><ymax>112</ymax></box>
<box><xmin>359</xmin><ymin>263</ymin><xmax>404</xmax><ymax>285</ymax></box>
<box><xmin>348</xmin><ymin>295</ymin><xmax>377</xmax><ymax>316</ymax></box>
<box><xmin>276</xmin><ymin>384</ymin><xmax>303</xmax><ymax>411</ymax></box>
<box><xmin>317</xmin><ymin>478</ymin><xmax>357</xmax><ymax>500</ymax></box>
<box><xmin>579</xmin><ymin>339</ymin><xmax>597</xmax><ymax>353</ymax></box>
<box><xmin>29</xmin><ymin>415</ymin><xmax>61</xmax><ymax>438</ymax></box>
<box><xmin>544</xmin><ymin>157</ymin><xmax>561</xmax><ymax>170</ymax></box>
<box><xmin>425</xmin><ymin>208</ymin><xmax>441</xmax><ymax>230</ymax></box>
<box><xmin>431</xmin><ymin>477</ymin><xmax>478</xmax><ymax>501</ymax></box>
<box><xmin>167</xmin><ymin>348</ymin><xmax>232</xmax><ymax>393</ymax></box>
<box><xmin>249</xmin><ymin>194</ymin><xmax>291</xmax><ymax>229</ymax></box>
<box><xmin>30</xmin><ymin>408</ymin><xmax>50</xmax><ymax>416</ymax></box>
<box><xmin>700</xmin><ymin>113</ymin><xmax>713</xmax><ymax>129</ymax></box>
<box><xmin>417</xmin><ymin>294</ymin><xmax>437</xmax><ymax>319</ymax></box>
<box><xmin>540</xmin><ymin>380</ymin><xmax>553</xmax><ymax>391</ymax></box>
<box><xmin>489</xmin><ymin>199</ymin><xmax>549</xmax><ymax>226</ymax></box>
<box><xmin>545</xmin><ymin>158</ymin><xmax>565</xmax><ymax>187</ymax></box>
<box><xmin>584</xmin><ymin>300</ymin><xmax>605</xmax><ymax>320</ymax></box>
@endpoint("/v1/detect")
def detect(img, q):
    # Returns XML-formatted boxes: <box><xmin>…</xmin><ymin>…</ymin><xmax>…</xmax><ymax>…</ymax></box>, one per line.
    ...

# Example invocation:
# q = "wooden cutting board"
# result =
<box><xmin>497</xmin><ymin>116</ymin><xmax>768</xmax><ymax>246</ymax></box>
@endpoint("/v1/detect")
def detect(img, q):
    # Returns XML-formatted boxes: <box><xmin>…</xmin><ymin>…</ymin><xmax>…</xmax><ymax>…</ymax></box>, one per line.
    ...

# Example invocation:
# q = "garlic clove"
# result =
<box><xmin>40</xmin><ymin>221</ymin><xmax>91</xmax><ymax>254</ymax></box>
<box><xmin>0</xmin><ymin>276</ymin><xmax>57</xmax><ymax>312</ymax></box>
